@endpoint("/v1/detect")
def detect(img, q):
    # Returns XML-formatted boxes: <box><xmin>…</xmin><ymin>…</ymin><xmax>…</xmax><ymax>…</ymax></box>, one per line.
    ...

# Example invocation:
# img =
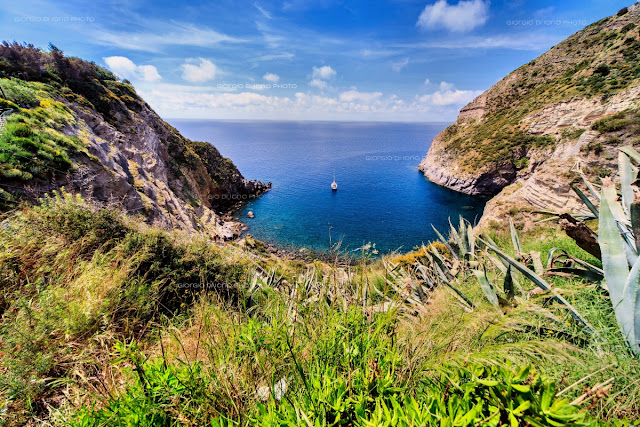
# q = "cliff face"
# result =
<box><xmin>0</xmin><ymin>43</ymin><xmax>269</xmax><ymax>236</ymax></box>
<box><xmin>419</xmin><ymin>4</ymin><xmax>640</xmax><ymax>202</ymax></box>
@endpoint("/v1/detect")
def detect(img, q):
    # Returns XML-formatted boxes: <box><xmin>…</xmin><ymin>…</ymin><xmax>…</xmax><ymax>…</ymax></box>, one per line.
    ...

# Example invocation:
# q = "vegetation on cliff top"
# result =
<box><xmin>433</xmin><ymin>5</ymin><xmax>640</xmax><ymax>173</ymax></box>
<box><xmin>0</xmin><ymin>42</ymin><xmax>254</xmax><ymax>213</ymax></box>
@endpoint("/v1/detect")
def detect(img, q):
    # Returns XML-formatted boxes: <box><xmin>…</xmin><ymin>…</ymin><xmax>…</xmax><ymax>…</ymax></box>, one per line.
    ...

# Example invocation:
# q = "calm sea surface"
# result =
<box><xmin>169</xmin><ymin>120</ymin><xmax>486</xmax><ymax>255</ymax></box>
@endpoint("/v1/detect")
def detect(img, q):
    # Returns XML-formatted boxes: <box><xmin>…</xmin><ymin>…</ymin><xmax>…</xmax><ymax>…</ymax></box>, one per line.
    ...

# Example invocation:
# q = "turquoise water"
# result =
<box><xmin>170</xmin><ymin>120</ymin><xmax>486</xmax><ymax>255</ymax></box>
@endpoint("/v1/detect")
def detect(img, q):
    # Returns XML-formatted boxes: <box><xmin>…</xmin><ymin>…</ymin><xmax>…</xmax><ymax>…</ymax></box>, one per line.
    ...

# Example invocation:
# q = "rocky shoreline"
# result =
<box><xmin>418</xmin><ymin>157</ymin><xmax>515</xmax><ymax>197</ymax></box>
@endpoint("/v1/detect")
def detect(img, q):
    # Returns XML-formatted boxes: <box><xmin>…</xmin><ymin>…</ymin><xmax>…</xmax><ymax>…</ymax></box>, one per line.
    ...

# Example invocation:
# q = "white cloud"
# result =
<box><xmin>339</xmin><ymin>90</ymin><xmax>383</xmax><ymax>103</ymax></box>
<box><xmin>93</xmin><ymin>22</ymin><xmax>243</xmax><ymax>52</ymax></box>
<box><xmin>103</xmin><ymin>56</ymin><xmax>161</xmax><ymax>82</ymax></box>
<box><xmin>361</xmin><ymin>48</ymin><xmax>395</xmax><ymax>58</ymax></box>
<box><xmin>138</xmin><ymin>65</ymin><xmax>162</xmax><ymax>82</ymax></box>
<box><xmin>254</xmin><ymin>3</ymin><xmax>272</xmax><ymax>19</ymax></box>
<box><xmin>431</xmin><ymin>89</ymin><xmax>479</xmax><ymax>105</ymax></box>
<box><xmin>312</xmin><ymin>65</ymin><xmax>336</xmax><ymax>80</ymax></box>
<box><xmin>263</xmin><ymin>73</ymin><xmax>280</xmax><ymax>83</ymax></box>
<box><xmin>392</xmin><ymin>57</ymin><xmax>410</xmax><ymax>72</ymax></box>
<box><xmin>138</xmin><ymin>82</ymin><xmax>485</xmax><ymax>121</ymax></box>
<box><xmin>253</xmin><ymin>53</ymin><xmax>295</xmax><ymax>61</ymax></box>
<box><xmin>309</xmin><ymin>79</ymin><xmax>329</xmax><ymax>90</ymax></box>
<box><xmin>439</xmin><ymin>81</ymin><xmax>454</xmax><ymax>91</ymax></box>
<box><xmin>424</xmin><ymin>78</ymin><xmax>431</xmax><ymax>85</ymax></box>
<box><xmin>181</xmin><ymin>58</ymin><xmax>217</xmax><ymax>83</ymax></box>
<box><xmin>417</xmin><ymin>82</ymin><xmax>482</xmax><ymax>106</ymax></box>
<box><xmin>417</xmin><ymin>0</ymin><xmax>489</xmax><ymax>33</ymax></box>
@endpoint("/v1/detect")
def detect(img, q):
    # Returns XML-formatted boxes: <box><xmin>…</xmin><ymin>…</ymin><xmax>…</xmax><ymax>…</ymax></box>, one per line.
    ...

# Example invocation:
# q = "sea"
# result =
<box><xmin>169</xmin><ymin>120</ymin><xmax>486</xmax><ymax>255</ymax></box>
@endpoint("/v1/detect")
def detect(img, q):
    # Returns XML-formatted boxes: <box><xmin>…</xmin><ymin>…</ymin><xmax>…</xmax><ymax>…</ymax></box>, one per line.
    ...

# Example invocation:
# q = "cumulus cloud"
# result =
<box><xmin>391</xmin><ymin>57</ymin><xmax>410</xmax><ymax>72</ymax></box>
<box><xmin>438</xmin><ymin>81</ymin><xmax>454</xmax><ymax>91</ymax></box>
<box><xmin>417</xmin><ymin>82</ymin><xmax>482</xmax><ymax>106</ymax></box>
<box><xmin>417</xmin><ymin>0</ymin><xmax>489</xmax><ymax>33</ymax></box>
<box><xmin>339</xmin><ymin>90</ymin><xmax>383</xmax><ymax>103</ymax></box>
<box><xmin>263</xmin><ymin>73</ymin><xmax>280</xmax><ymax>83</ymax></box>
<box><xmin>312</xmin><ymin>65</ymin><xmax>336</xmax><ymax>80</ymax></box>
<box><xmin>309</xmin><ymin>79</ymin><xmax>329</xmax><ymax>90</ymax></box>
<box><xmin>138</xmin><ymin>82</ymin><xmax>484</xmax><ymax>121</ymax></box>
<box><xmin>181</xmin><ymin>58</ymin><xmax>217</xmax><ymax>83</ymax></box>
<box><xmin>103</xmin><ymin>56</ymin><xmax>161</xmax><ymax>82</ymax></box>
<box><xmin>424</xmin><ymin>78</ymin><xmax>431</xmax><ymax>85</ymax></box>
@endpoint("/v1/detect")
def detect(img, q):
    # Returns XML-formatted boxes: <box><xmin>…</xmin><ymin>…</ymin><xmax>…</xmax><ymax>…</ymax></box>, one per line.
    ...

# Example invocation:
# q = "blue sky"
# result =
<box><xmin>1</xmin><ymin>0</ymin><xmax>633</xmax><ymax>121</ymax></box>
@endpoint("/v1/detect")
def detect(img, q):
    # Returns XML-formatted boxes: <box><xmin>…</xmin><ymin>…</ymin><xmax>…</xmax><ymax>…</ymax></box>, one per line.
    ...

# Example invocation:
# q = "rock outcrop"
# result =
<box><xmin>419</xmin><ymin>3</ymin><xmax>640</xmax><ymax>227</ymax></box>
<box><xmin>420</xmin><ymin>3</ymin><xmax>640</xmax><ymax>200</ymax></box>
<box><xmin>0</xmin><ymin>43</ymin><xmax>269</xmax><ymax>237</ymax></box>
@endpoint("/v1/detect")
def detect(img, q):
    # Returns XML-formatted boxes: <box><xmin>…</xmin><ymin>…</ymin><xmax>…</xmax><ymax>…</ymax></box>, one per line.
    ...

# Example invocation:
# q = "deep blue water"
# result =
<box><xmin>169</xmin><ymin>120</ymin><xmax>486</xmax><ymax>255</ymax></box>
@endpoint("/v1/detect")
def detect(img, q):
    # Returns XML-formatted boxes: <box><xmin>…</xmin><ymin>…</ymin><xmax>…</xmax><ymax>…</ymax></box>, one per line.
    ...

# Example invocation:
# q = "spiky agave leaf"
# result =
<box><xmin>472</xmin><ymin>268</ymin><xmax>499</xmax><ymax>306</ymax></box>
<box><xmin>431</xmin><ymin>260</ymin><xmax>475</xmax><ymax>309</ymax></box>
<box><xmin>432</xmin><ymin>224</ymin><xmax>458</xmax><ymax>260</ymax></box>
<box><xmin>467</xmin><ymin>221</ymin><xmax>475</xmax><ymax>257</ymax></box>
<box><xmin>546</xmin><ymin>248</ymin><xmax>604</xmax><ymax>283</ymax></box>
<box><xmin>510</xmin><ymin>219</ymin><xmax>522</xmax><ymax>254</ymax></box>
<box><xmin>619</xmin><ymin>145</ymin><xmax>640</xmax><ymax>165</ymax></box>
<box><xmin>602</xmin><ymin>179</ymin><xmax>638</xmax><ymax>267</ymax></box>
<box><xmin>460</xmin><ymin>216</ymin><xmax>469</xmax><ymax>254</ymax></box>
<box><xmin>504</xmin><ymin>265</ymin><xmax>515</xmax><ymax>301</ymax></box>
<box><xmin>449</xmin><ymin>218</ymin><xmax>465</xmax><ymax>258</ymax></box>
<box><xmin>485</xmin><ymin>251</ymin><xmax>524</xmax><ymax>294</ymax></box>
<box><xmin>599</xmin><ymin>182</ymin><xmax>638</xmax><ymax>355</ymax></box>
<box><xmin>480</xmin><ymin>239</ymin><xmax>596</xmax><ymax>335</ymax></box>
<box><xmin>571</xmin><ymin>184</ymin><xmax>599</xmax><ymax>219</ymax></box>
<box><xmin>621</xmin><ymin>257</ymin><xmax>640</xmax><ymax>355</ymax></box>
<box><xmin>618</xmin><ymin>150</ymin><xmax>638</xmax><ymax>216</ymax></box>
<box><xmin>530</xmin><ymin>251</ymin><xmax>544</xmax><ymax>276</ymax></box>
<box><xmin>573</xmin><ymin>161</ymin><xmax>601</xmax><ymax>202</ymax></box>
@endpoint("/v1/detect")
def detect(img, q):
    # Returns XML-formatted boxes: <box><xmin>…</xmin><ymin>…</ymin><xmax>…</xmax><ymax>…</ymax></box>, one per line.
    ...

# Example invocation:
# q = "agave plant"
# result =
<box><xmin>552</xmin><ymin>147</ymin><xmax>640</xmax><ymax>356</ymax></box>
<box><xmin>422</xmin><ymin>216</ymin><xmax>595</xmax><ymax>334</ymax></box>
<box><xmin>594</xmin><ymin>148</ymin><xmax>640</xmax><ymax>356</ymax></box>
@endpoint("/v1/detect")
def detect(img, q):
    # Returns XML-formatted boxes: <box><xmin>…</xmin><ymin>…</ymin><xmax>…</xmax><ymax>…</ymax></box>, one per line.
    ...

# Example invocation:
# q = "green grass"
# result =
<box><xmin>0</xmin><ymin>78</ymin><xmax>86</xmax><ymax>186</ymax></box>
<box><xmin>0</xmin><ymin>193</ymin><xmax>638</xmax><ymax>425</ymax></box>
<box><xmin>0</xmin><ymin>191</ymin><xmax>251</xmax><ymax>423</ymax></box>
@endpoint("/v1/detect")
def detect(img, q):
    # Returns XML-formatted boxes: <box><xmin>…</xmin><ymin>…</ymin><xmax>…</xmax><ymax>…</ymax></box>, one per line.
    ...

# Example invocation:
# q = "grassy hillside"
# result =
<box><xmin>0</xmin><ymin>42</ymin><xmax>268</xmax><ymax>226</ymax></box>
<box><xmin>423</xmin><ymin>4</ymin><xmax>640</xmax><ymax>182</ymax></box>
<box><xmin>1</xmin><ymin>191</ymin><xmax>639</xmax><ymax>425</ymax></box>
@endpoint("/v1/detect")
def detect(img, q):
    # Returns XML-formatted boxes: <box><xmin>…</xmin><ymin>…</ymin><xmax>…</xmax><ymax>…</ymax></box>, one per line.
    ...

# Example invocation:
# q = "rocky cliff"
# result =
<box><xmin>0</xmin><ymin>42</ymin><xmax>269</xmax><ymax>237</ymax></box>
<box><xmin>419</xmin><ymin>3</ymin><xmax>640</xmax><ymax>214</ymax></box>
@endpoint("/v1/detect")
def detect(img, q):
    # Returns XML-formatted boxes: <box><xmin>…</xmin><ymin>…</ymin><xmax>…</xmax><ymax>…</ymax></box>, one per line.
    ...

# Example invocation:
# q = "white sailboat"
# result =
<box><xmin>331</xmin><ymin>169</ymin><xmax>338</xmax><ymax>191</ymax></box>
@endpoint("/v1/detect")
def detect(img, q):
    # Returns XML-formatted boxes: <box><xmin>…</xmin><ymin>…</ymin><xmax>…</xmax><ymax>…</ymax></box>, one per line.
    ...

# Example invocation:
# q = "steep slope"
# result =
<box><xmin>419</xmin><ymin>4</ymin><xmax>640</xmax><ymax>204</ymax></box>
<box><xmin>0</xmin><ymin>43</ymin><xmax>269</xmax><ymax>236</ymax></box>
